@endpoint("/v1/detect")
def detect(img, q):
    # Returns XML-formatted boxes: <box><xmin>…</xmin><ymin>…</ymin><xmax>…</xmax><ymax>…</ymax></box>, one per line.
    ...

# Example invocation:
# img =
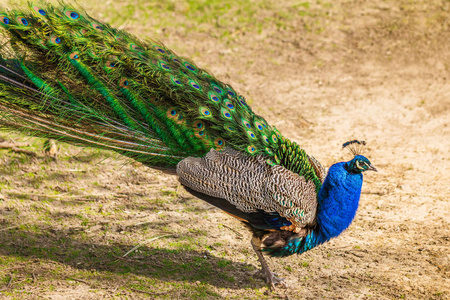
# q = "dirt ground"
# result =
<box><xmin>0</xmin><ymin>0</ymin><xmax>449</xmax><ymax>299</ymax></box>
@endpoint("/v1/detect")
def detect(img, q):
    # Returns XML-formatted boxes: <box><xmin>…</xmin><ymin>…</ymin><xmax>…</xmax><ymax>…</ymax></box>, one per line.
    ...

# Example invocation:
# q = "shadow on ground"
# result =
<box><xmin>0</xmin><ymin>221</ymin><xmax>261</xmax><ymax>290</ymax></box>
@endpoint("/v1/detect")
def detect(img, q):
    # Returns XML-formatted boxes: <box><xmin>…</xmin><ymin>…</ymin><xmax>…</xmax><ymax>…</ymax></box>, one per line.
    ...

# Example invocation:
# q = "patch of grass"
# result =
<box><xmin>96</xmin><ymin>0</ymin><xmax>334</xmax><ymax>42</ymax></box>
<box><xmin>217</xmin><ymin>260</ymin><xmax>231</xmax><ymax>268</ymax></box>
<box><xmin>161</xmin><ymin>189</ymin><xmax>178</xmax><ymax>197</ymax></box>
<box><xmin>301</xmin><ymin>261</ymin><xmax>309</xmax><ymax>268</ymax></box>
<box><xmin>189</xmin><ymin>228</ymin><xmax>208</xmax><ymax>236</ymax></box>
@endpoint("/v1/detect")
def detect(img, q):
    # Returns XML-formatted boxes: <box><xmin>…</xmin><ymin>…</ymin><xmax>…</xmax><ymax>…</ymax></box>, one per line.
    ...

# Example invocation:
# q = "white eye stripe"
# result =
<box><xmin>355</xmin><ymin>161</ymin><xmax>367</xmax><ymax>170</ymax></box>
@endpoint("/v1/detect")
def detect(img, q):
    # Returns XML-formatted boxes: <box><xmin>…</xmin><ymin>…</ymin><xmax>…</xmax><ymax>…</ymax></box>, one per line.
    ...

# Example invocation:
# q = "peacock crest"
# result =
<box><xmin>343</xmin><ymin>139</ymin><xmax>366</xmax><ymax>156</ymax></box>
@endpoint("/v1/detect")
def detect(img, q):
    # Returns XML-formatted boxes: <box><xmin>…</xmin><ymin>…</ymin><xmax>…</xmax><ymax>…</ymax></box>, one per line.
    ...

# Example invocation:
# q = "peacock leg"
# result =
<box><xmin>251</xmin><ymin>237</ymin><xmax>287</xmax><ymax>289</ymax></box>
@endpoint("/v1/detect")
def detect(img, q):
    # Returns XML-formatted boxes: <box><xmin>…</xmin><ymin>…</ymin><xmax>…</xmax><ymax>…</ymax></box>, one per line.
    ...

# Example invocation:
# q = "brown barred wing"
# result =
<box><xmin>176</xmin><ymin>148</ymin><xmax>318</xmax><ymax>229</ymax></box>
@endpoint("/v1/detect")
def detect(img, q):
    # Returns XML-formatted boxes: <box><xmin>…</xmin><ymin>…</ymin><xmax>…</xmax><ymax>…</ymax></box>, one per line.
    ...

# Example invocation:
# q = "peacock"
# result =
<box><xmin>0</xmin><ymin>3</ymin><xmax>377</xmax><ymax>288</ymax></box>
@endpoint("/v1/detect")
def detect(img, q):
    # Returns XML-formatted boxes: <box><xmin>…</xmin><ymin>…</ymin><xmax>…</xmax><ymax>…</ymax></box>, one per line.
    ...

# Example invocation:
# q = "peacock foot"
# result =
<box><xmin>251</xmin><ymin>237</ymin><xmax>288</xmax><ymax>289</ymax></box>
<box><xmin>280</xmin><ymin>218</ymin><xmax>306</xmax><ymax>233</ymax></box>
<box><xmin>254</xmin><ymin>269</ymin><xmax>288</xmax><ymax>289</ymax></box>
<box><xmin>280</xmin><ymin>224</ymin><xmax>301</xmax><ymax>233</ymax></box>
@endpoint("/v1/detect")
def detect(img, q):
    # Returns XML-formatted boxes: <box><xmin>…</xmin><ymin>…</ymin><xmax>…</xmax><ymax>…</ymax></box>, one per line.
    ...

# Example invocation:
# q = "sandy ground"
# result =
<box><xmin>0</xmin><ymin>0</ymin><xmax>449</xmax><ymax>299</ymax></box>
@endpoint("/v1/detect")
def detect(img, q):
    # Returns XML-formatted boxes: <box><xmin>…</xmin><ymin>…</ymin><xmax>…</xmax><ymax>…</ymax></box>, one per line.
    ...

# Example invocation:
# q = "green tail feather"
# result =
<box><xmin>0</xmin><ymin>2</ymin><xmax>323</xmax><ymax>190</ymax></box>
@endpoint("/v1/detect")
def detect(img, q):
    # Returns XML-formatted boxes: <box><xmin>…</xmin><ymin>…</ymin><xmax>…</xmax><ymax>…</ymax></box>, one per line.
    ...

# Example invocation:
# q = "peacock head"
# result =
<box><xmin>343</xmin><ymin>140</ymin><xmax>377</xmax><ymax>174</ymax></box>
<box><xmin>347</xmin><ymin>155</ymin><xmax>377</xmax><ymax>173</ymax></box>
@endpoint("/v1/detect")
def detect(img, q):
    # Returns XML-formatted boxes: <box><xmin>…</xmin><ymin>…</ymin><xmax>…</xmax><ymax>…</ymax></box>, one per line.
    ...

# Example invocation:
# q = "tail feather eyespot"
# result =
<box><xmin>195</xmin><ymin>130</ymin><xmax>206</xmax><ymax>139</ymax></box>
<box><xmin>130</xmin><ymin>44</ymin><xmax>143</xmax><ymax>52</ymax></box>
<box><xmin>246</xmin><ymin>145</ymin><xmax>257</xmax><ymax>154</ymax></box>
<box><xmin>189</xmin><ymin>80</ymin><xmax>201</xmax><ymax>90</ymax></box>
<box><xmin>225</xmin><ymin>125</ymin><xmax>235</xmax><ymax>132</ymax></box>
<box><xmin>50</xmin><ymin>35</ymin><xmax>62</xmax><ymax>45</ymax></box>
<box><xmin>208</xmin><ymin>92</ymin><xmax>220</xmax><ymax>102</ymax></box>
<box><xmin>193</xmin><ymin>120</ymin><xmax>205</xmax><ymax>131</ymax></box>
<box><xmin>255</xmin><ymin>121</ymin><xmax>265</xmax><ymax>131</ymax></box>
<box><xmin>167</xmin><ymin>107</ymin><xmax>182</xmax><ymax>121</ymax></box>
<box><xmin>242</xmin><ymin>119</ymin><xmax>252</xmax><ymax>129</ymax></box>
<box><xmin>199</xmin><ymin>107</ymin><xmax>212</xmax><ymax>118</ymax></box>
<box><xmin>153</xmin><ymin>45</ymin><xmax>166</xmax><ymax>54</ymax></box>
<box><xmin>32</xmin><ymin>7</ymin><xmax>47</xmax><ymax>16</ymax></box>
<box><xmin>237</xmin><ymin>96</ymin><xmax>248</xmax><ymax>107</ymax></box>
<box><xmin>91</xmin><ymin>23</ymin><xmax>103</xmax><ymax>31</ymax></box>
<box><xmin>211</xmin><ymin>84</ymin><xmax>223</xmax><ymax>94</ymax></box>
<box><xmin>266</xmin><ymin>159</ymin><xmax>276</xmax><ymax>166</ymax></box>
<box><xmin>224</xmin><ymin>101</ymin><xmax>235</xmax><ymax>111</ymax></box>
<box><xmin>184</xmin><ymin>62</ymin><xmax>197</xmax><ymax>72</ymax></box>
<box><xmin>221</xmin><ymin>108</ymin><xmax>232</xmax><ymax>120</ymax></box>
<box><xmin>247</xmin><ymin>130</ymin><xmax>257</xmax><ymax>140</ymax></box>
<box><xmin>158</xmin><ymin>61</ymin><xmax>170</xmax><ymax>71</ymax></box>
<box><xmin>106</xmin><ymin>61</ymin><xmax>116</xmax><ymax>68</ymax></box>
<box><xmin>69</xmin><ymin>52</ymin><xmax>79</xmax><ymax>60</ymax></box>
<box><xmin>271</xmin><ymin>134</ymin><xmax>278</xmax><ymax>143</ymax></box>
<box><xmin>226</xmin><ymin>88</ymin><xmax>236</xmax><ymax>97</ymax></box>
<box><xmin>0</xmin><ymin>16</ymin><xmax>10</xmax><ymax>26</ymax></box>
<box><xmin>119</xmin><ymin>78</ymin><xmax>130</xmax><ymax>88</ymax></box>
<box><xmin>214</xmin><ymin>137</ymin><xmax>225</xmax><ymax>150</ymax></box>
<box><xmin>65</xmin><ymin>10</ymin><xmax>81</xmax><ymax>20</ymax></box>
<box><xmin>170</xmin><ymin>76</ymin><xmax>182</xmax><ymax>86</ymax></box>
<box><xmin>17</xmin><ymin>17</ymin><xmax>29</xmax><ymax>26</ymax></box>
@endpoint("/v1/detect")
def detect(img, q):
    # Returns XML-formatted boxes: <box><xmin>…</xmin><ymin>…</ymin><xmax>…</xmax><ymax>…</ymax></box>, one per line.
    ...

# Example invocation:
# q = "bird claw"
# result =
<box><xmin>280</xmin><ymin>224</ymin><xmax>301</xmax><ymax>233</ymax></box>
<box><xmin>254</xmin><ymin>269</ymin><xmax>288</xmax><ymax>289</ymax></box>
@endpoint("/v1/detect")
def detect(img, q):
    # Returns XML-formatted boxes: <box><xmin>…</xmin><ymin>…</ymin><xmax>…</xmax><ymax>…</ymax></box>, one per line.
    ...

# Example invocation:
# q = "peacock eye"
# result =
<box><xmin>361</xmin><ymin>161</ymin><xmax>370</xmax><ymax>170</ymax></box>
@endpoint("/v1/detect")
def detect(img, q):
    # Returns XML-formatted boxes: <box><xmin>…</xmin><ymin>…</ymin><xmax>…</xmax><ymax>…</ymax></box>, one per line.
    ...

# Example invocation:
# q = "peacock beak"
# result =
<box><xmin>368</xmin><ymin>164</ymin><xmax>378</xmax><ymax>172</ymax></box>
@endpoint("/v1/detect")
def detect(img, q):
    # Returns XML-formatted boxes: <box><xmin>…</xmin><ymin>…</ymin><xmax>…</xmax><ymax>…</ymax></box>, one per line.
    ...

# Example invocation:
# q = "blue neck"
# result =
<box><xmin>295</xmin><ymin>161</ymin><xmax>364</xmax><ymax>253</ymax></box>
<box><xmin>266</xmin><ymin>161</ymin><xmax>364</xmax><ymax>257</ymax></box>
<box><xmin>315</xmin><ymin>162</ymin><xmax>363</xmax><ymax>243</ymax></box>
